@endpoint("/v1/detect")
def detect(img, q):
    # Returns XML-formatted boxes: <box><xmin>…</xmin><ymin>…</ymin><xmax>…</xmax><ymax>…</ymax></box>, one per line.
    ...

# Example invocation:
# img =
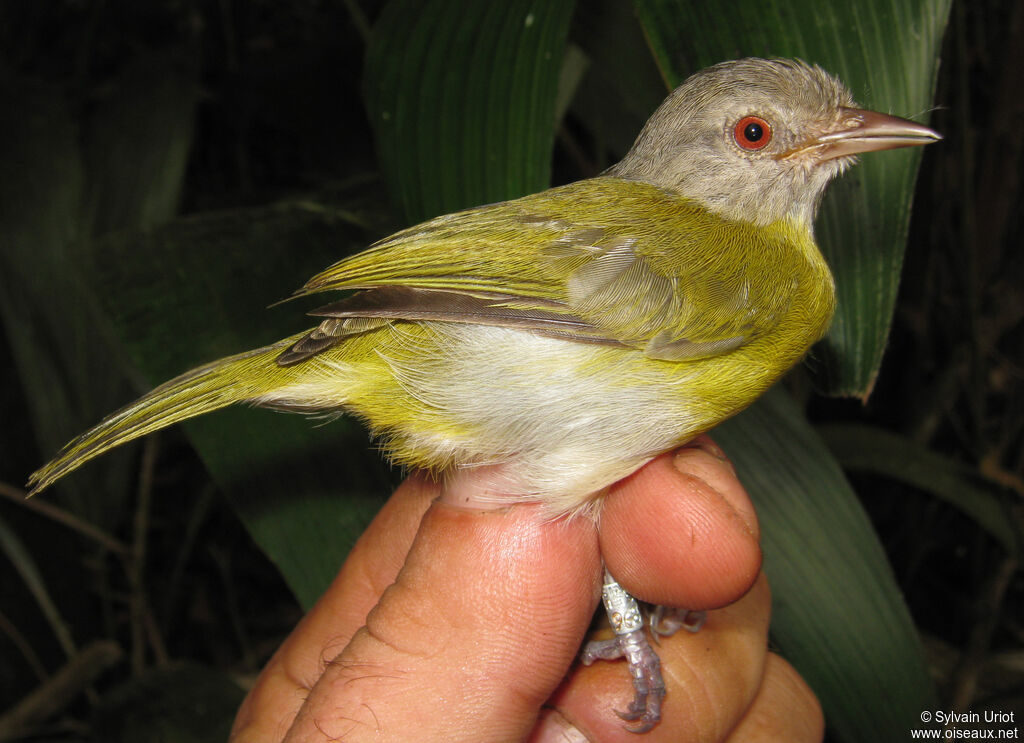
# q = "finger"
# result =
<box><xmin>541</xmin><ymin>573</ymin><xmax>772</xmax><ymax>742</ymax></box>
<box><xmin>281</xmin><ymin>471</ymin><xmax>603</xmax><ymax>742</ymax></box>
<box><xmin>599</xmin><ymin>437</ymin><xmax>761</xmax><ymax>608</ymax></box>
<box><xmin>230</xmin><ymin>474</ymin><xmax>440</xmax><ymax>743</ymax></box>
<box><xmin>725</xmin><ymin>654</ymin><xmax>824</xmax><ymax>743</ymax></box>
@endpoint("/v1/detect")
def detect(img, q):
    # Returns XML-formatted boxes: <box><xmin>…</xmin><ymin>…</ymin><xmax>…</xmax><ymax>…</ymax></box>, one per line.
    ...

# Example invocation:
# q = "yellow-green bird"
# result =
<box><xmin>29</xmin><ymin>58</ymin><xmax>939</xmax><ymax>730</ymax></box>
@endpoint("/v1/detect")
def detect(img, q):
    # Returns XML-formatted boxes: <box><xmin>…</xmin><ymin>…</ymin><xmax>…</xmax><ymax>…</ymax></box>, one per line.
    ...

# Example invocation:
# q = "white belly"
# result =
<box><xmin>375</xmin><ymin>323</ymin><xmax>702</xmax><ymax>513</ymax></box>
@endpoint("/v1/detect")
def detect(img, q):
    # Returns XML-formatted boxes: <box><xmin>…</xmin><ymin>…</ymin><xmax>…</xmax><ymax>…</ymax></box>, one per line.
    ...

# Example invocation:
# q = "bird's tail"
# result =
<box><xmin>28</xmin><ymin>331</ymin><xmax>311</xmax><ymax>495</ymax></box>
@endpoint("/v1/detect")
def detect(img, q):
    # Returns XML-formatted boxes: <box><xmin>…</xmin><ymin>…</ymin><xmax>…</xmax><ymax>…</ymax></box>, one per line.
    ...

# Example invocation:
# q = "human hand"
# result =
<box><xmin>229</xmin><ymin>437</ymin><xmax>823</xmax><ymax>742</ymax></box>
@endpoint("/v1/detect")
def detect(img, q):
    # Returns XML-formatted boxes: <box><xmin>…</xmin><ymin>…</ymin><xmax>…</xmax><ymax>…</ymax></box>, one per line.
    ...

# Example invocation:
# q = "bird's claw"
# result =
<box><xmin>615</xmin><ymin>689</ymin><xmax>664</xmax><ymax>733</ymax></box>
<box><xmin>650</xmin><ymin>606</ymin><xmax>707</xmax><ymax>637</ymax></box>
<box><xmin>582</xmin><ymin>627</ymin><xmax>666</xmax><ymax>733</ymax></box>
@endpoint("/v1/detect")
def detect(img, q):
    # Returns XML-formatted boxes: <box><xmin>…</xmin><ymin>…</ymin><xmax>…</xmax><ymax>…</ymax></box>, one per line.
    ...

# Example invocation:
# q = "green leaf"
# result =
<box><xmin>1</xmin><ymin>56</ymin><xmax>200</xmax><ymax>527</ymax></box>
<box><xmin>0</xmin><ymin>80</ymin><xmax>136</xmax><ymax>525</ymax></box>
<box><xmin>83</xmin><ymin>50</ymin><xmax>200</xmax><ymax>236</ymax></box>
<box><xmin>364</xmin><ymin>0</ymin><xmax>576</xmax><ymax>223</ymax></box>
<box><xmin>633</xmin><ymin>0</ymin><xmax>950</xmax><ymax>397</ymax></box>
<box><xmin>718</xmin><ymin>391</ymin><xmax>937</xmax><ymax>741</ymax></box>
<box><xmin>819</xmin><ymin>423</ymin><xmax>1021</xmax><ymax>555</ymax></box>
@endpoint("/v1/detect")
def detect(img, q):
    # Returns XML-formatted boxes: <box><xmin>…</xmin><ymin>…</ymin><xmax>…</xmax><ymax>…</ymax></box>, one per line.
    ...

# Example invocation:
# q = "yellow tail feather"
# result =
<box><xmin>28</xmin><ymin>331</ymin><xmax>311</xmax><ymax>495</ymax></box>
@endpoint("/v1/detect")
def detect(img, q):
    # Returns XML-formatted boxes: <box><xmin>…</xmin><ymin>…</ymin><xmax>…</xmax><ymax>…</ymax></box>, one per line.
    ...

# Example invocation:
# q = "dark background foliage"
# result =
<box><xmin>0</xmin><ymin>0</ymin><xmax>1020</xmax><ymax>740</ymax></box>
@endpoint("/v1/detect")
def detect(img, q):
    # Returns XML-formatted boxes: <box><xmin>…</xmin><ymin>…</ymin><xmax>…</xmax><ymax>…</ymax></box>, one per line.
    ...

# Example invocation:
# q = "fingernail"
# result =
<box><xmin>532</xmin><ymin>709</ymin><xmax>590</xmax><ymax>742</ymax></box>
<box><xmin>674</xmin><ymin>440</ymin><xmax>758</xmax><ymax>538</ymax></box>
<box><xmin>683</xmin><ymin>433</ymin><xmax>732</xmax><ymax>466</ymax></box>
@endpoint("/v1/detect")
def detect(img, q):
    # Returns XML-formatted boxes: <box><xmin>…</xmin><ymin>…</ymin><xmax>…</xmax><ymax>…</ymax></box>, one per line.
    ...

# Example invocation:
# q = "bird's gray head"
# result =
<box><xmin>610</xmin><ymin>57</ymin><xmax>939</xmax><ymax>227</ymax></box>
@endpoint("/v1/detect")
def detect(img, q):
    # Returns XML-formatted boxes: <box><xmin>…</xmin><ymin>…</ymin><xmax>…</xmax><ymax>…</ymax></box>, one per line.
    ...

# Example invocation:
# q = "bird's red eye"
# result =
<box><xmin>734</xmin><ymin>116</ymin><xmax>772</xmax><ymax>150</ymax></box>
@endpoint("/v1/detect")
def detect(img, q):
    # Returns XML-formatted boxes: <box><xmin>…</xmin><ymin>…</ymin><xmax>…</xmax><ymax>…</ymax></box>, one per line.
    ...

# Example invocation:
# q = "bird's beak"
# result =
<box><xmin>785</xmin><ymin>107</ymin><xmax>941</xmax><ymax>162</ymax></box>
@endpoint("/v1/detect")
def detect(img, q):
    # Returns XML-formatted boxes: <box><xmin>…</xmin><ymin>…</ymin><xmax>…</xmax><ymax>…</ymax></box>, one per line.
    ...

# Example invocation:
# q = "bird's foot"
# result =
<box><xmin>582</xmin><ymin>571</ymin><xmax>681</xmax><ymax>732</ymax></box>
<box><xmin>650</xmin><ymin>605</ymin><xmax>707</xmax><ymax>638</ymax></box>
<box><xmin>582</xmin><ymin>627</ymin><xmax>665</xmax><ymax>733</ymax></box>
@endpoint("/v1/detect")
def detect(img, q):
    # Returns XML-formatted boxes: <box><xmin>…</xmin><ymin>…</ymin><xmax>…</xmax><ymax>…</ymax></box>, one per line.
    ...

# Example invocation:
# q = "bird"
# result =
<box><xmin>29</xmin><ymin>57</ymin><xmax>940</xmax><ymax>731</ymax></box>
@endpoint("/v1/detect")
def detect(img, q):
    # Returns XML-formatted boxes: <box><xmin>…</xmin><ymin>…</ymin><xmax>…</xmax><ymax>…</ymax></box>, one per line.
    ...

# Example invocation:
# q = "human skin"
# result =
<box><xmin>229</xmin><ymin>437</ymin><xmax>824</xmax><ymax>742</ymax></box>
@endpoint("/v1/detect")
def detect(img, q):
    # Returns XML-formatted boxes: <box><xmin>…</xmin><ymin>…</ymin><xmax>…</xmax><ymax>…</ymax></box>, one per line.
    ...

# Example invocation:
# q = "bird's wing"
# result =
<box><xmin>280</xmin><ymin>177</ymin><xmax>806</xmax><ymax>365</ymax></box>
